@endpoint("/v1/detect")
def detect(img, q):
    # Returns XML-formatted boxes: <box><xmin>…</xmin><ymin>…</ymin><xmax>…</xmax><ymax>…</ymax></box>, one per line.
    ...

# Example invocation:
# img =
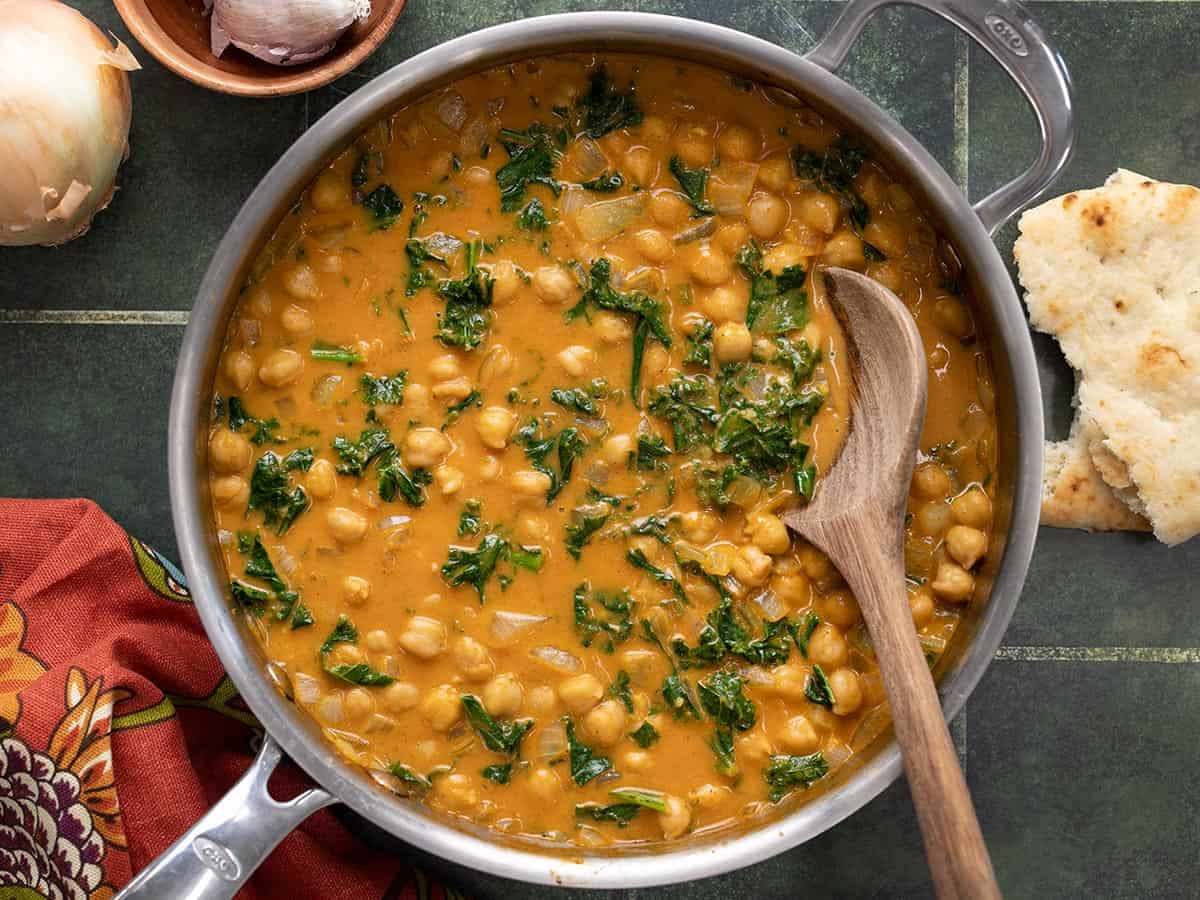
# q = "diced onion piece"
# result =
<box><xmin>566</xmin><ymin>137</ymin><xmax>609</xmax><ymax>180</ymax></box>
<box><xmin>850</xmin><ymin>706</ymin><xmax>892</xmax><ymax>751</ymax></box>
<box><xmin>703</xmin><ymin>543</ymin><xmax>737</xmax><ymax>577</ymax></box>
<box><xmin>238</xmin><ymin>318</ymin><xmax>261</xmax><ymax>346</ymax></box>
<box><xmin>736</xmin><ymin>664</ymin><xmax>773</xmax><ymax>686</ymax></box>
<box><xmin>531</xmin><ymin>644</ymin><xmax>582</xmax><ymax>673</ymax></box>
<box><xmin>751</xmin><ymin>588</ymin><xmax>786</xmax><ymax>620</ymax></box>
<box><xmin>559</xmin><ymin>184</ymin><xmax>587</xmax><ymax>216</ymax></box>
<box><xmin>490</xmin><ymin>610</ymin><xmax>548</xmax><ymax>646</ymax></box>
<box><xmin>709</xmin><ymin>162</ymin><xmax>759</xmax><ymax>215</ymax></box>
<box><xmin>536</xmin><ymin>720</ymin><xmax>568</xmax><ymax>760</ymax></box>
<box><xmin>310</xmin><ymin>373</ymin><xmax>342</xmax><ymax>406</ymax></box>
<box><xmin>726</xmin><ymin>475</ymin><xmax>763</xmax><ymax>509</ymax></box>
<box><xmin>266</xmin><ymin>661</ymin><xmax>292</xmax><ymax>700</ymax></box>
<box><xmin>674</xmin><ymin>540</ymin><xmax>708</xmax><ymax>567</ymax></box>
<box><xmin>317</xmin><ymin>693</ymin><xmax>344</xmax><ymax>725</ymax></box>
<box><xmin>425</xmin><ymin>231</ymin><xmax>463</xmax><ymax>259</ymax></box>
<box><xmin>824</xmin><ymin>741</ymin><xmax>852</xmax><ymax>770</ymax></box>
<box><xmin>673</xmin><ymin>218</ymin><xmax>716</xmax><ymax>245</ymax></box>
<box><xmin>622</xmin><ymin>266</ymin><xmax>663</xmax><ymax>295</ymax></box>
<box><xmin>460</xmin><ymin>119</ymin><xmax>489</xmax><ymax>158</ymax></box>
<box><xmin>572</xmin><ymin>195</ymin><xmax>645</xmax><ymax>241</ymax></box>
<box><xmin>575</xmin><ymin>825</ymin><xmax>609</xmax><ymax>848</ymax></box>
<box><xmin>276</xmin><ymin>544</ymin><xmax>299</xmax><ymax>577</ymax></box>
<box><xmin>217</xmin><ymin>529</ymin><xmax>234</xmax><ymax>546</ymax></box>
<box><xmin>378</xmin><ymin>514</ymin><xmax>412</xmax><ymax>531</ymax></box>
<box><xmin>584</xmin><ymin>462</ymin><xmax>609</xmax><ymax>485</ymax></box>
<box><xmin>292</xmin><ymin>673</ymin><xmax>321</xmax><ymax>705</ymax></box>
<box><xmin>436</xmin><ymin>91</ymin><xmax>468</xmax><ymax>132</ymax></box>
<box><xmin>274</xmin><ymin>395</ymin><xmax>298</xmax><ymax>418</ymax></box>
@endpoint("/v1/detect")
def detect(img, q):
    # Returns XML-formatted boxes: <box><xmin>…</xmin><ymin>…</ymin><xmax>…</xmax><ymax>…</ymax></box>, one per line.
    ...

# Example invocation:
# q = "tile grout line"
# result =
<box><xmin>996</xmin><ymin>646</ymin><xmax>1200</xmax><ymax>663</ymax></box>
<box><xmin>952</xmin><ymin>31</ymin><xmax>970</xmax><ymax>195</ymax></box>
<box><xmin>0</xmin><ymin>310</ymin><xmax>189</xmax><ymax>325</ymax></box>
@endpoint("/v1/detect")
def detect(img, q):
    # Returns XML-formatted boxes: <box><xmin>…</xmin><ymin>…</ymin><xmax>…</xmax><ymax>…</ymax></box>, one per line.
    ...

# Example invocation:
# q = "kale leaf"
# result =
<box><xmin>790</xmin><ymin>136</ymin><xmax>870</xmax><ymax>232</ymax></box>
<box><xmin>581</xmin><ymin>171</ymin><xmax>624</xmax><ymax>193</ymax></box>
<box><xmin>516</xmin><ymin>197</ymin><xmax>550</xmax><ymax>231</ymax></box>
<box><xmin>496</xmin><ymin>123</ymin><xmax>566</xmax><ymax>213</ymax></box>
<box><xmin>647</xmin><ymin>373</ymin><xmax>720</xmax><ymax>452</ymax></box>
<box><xmin>629</xmin><ymin>721</ymin><xmax>660</xmax><ymax>748</ymax></box>
<box><xmin>359</xmin><ymin>371</ymin><xmax>408</xmax><ymax>406</ymax></box>
<box><xmin>668</xmin><ymin>156</ymin><xmax>714</xmax><ymax>216</ymax></box>
<box><xmin>310</xmin><ymin>342</ymin><xmax>363</xmax><ymax>365</ymax></box>
<box><xmin>461</xmin><ymin>695</ymin><xmax>534</xmax><ymax>755</ymax></box>
<box><xmin>573</xmin><ymin>583</ymin><xmax>634</xmax><ymax>651</ymax></box>
<box><xmin>248</xmin><ymin>451</ymin><xmax>310</xmax><ymax>535</ymax></box>
<box><xmin>626</xmin><ymin>549</ymin><xmax>688</xmax><ymax>605</ymax></box>
<box><xmin>376</xmin><ymin>449</ymin><xmax>432</xmax><ymax>506</ymax></box>
<box><xmin>436</xmin><ymin>239</ymin><xmax>495</xmax><ymax>350</ymax></box>
<box><xmin>515</xmin><ymin>419</ymin><xmax>587</xmax><ymax>503</ymax></box>
<box><xmin>683</xmin><ymin>318</ymin><xmax>715</xmax><ymax>368</ymax></box>
<box><xmin>565</xmin><ymin>509</ymin><xmax>610</xmax><ymax>560</ymax></box>
<box><xmin>362</xmin><ymin>184</ymin><xmax>404</xmax><ymax>231</ymax></box>
<box><xmin>332</xmin><ymin>427</ymin><xmax>394</xmax><ymax>477</ymax></box>
<box><xmin>441</xmin><ymin>533</ymin><xmax>509</xmax><ymax>602</ymax></box>
<box><xmin>805</xmin><ymin>663</ymin><xmax>835</xmax><ymax>709</ymax></box>
<box><xmin>576</xmin><ymin>66</ymin><xmax>644</xmax><ymax>139</ymax></box>
<box><xmin>458</xmin><ymin>499</ymin><xmax>483</xmax><ymax>537</ymax></box>
<box><xmin>225</xmin><ymin>396</ymin><xmax>282</xmax><ymax>446</ymax></box>
<box><xmin>550</xmin><ymin>387</ymin><xmax>599</xmax><ymax>417</ymax></box>
<box><xmin>764</xmin><ymin>752</ymin><xmax>829</xmax><ymax>802</ymax></box>
<box><xmin>564</xmin><ymin>716</ymin><xmax>613</xmax><ymax>786</ymax></box>
<box><xmin>736</xmin><ymin>241</ymin><xmax>809</xmax><ymax>335</ymax></box>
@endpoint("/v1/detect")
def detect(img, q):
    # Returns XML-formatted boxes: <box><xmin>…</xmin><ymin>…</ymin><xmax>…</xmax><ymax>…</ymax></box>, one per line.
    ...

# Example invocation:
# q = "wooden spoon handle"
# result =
<box><xmin>857</xmin><ymin>579</ymin><xmax>1002</xmax><ymax>899</ymax></box>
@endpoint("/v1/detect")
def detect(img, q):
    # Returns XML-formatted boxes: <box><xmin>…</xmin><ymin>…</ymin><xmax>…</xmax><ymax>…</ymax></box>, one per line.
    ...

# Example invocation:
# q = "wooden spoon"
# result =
<box><xmin>784</xmin><ymin>267</ymin><xmax>1001</xmax><ymax>899</ymax></box>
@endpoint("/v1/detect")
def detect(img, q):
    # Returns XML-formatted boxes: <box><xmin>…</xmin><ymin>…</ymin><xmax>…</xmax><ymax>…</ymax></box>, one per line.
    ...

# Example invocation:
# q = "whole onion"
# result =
<box><xmin>0</xmin><ymin>0</ymin><xmax>138</xmax><ymax>246</ymax></box>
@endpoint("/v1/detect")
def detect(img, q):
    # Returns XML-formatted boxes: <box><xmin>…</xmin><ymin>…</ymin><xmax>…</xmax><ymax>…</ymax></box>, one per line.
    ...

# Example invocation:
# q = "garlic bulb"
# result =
<box><xmin>0</xmin><ymin>0</ymin><xmax>139</xmax><ymax>246</ymax></box>
<box><xmin>211</xmin><ymin>0</ymin><xmax>372</xmax><ymax>67</ymax></box>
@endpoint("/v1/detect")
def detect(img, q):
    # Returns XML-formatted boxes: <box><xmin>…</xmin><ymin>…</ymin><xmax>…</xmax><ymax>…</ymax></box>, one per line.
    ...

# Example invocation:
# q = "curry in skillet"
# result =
<box><xmin>206</xmin><ymin>55</ymin><xmax>997</xmax><ymax>847</ymax></box>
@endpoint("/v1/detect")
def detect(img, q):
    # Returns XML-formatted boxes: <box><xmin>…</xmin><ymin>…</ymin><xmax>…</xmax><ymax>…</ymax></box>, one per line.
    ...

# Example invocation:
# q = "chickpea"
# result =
<box><xmin>344</xmin><ymin>688</ymin><xmax>374</xmax><ymax>720</ymax></box>
<box><xmin>863</xmin><ymin>217</ymin><xmax>908</xmax><ymax>258</ymax></box>
<box><xmin>557</xmin><ymin>673</ymin><xmax>604</xmax><ymax>716</ymax></box>
<box><xmin>593</xmin><ymin>311</ymin><xmax>633</xmax><ymax>344</ymax></box>
<box><xmin>527</xmin><ymin>685</ymin><xmax>558</xmax><ymax>715</ymax></box>
<box><xmin>945</xmin><ymin>525</ymin><xmax>988</xmax><ymax>569</ymax></box>
<box><xmin>478</xmin><ymin>345</ymin><xmax>513</xmax><ymax>385</ymax></box>
<box><xmin>757</xmin><ymin>154</ymin><xmax>792</xmax><ymax>191</ymax></box>
<box><xmin>829</xmin><ymin>668</ymin><xmax>863</xmax><ymax>716</ymax></box>
<box><xmin>310</xmin><ymin>172</ymin><xmax>344</xmax><ymax>212</ymax></box>
<box><xmin>701</xmin><ymin>285</ymin><xmax>748</xmax><ymax>323</ymax></box>
<box><xmin>746</xmin><ymin>194</ymin><xmax>789</xmax><ymax>239</ymax></box>
<box><xmin>404</xmin><ymin>382</ymin><xmax>430</xmax><ymax>416</ymax></box>
<box><xmin>822</xmin><ymin>229</ymin><xmax>867</xmax><ymax>269</ymax></box>
<box><xmin>624</xmin><ymin>146</ymin><xmax>657</xmax><ymax>184</ymax></box>
<box><xmin>762</xmin><ymin>242</ymin><xmax>807</xmax><ymax>273</ymax></box>
<box><xmin>342</xmin><ymin>575</ymin><xmax>371</xmax><ymax>606</ymax></box>
<box><xmin>808</xmin><ymin>623</ymin><xmax>849</xmax><ymax>669</ymax></box>
<box><xmin>718</xmin><ymin>124</ymin><xmax>760</xmax><ymax>162</ymax></box>
<box><xmin>601</xmin><ymin>433</ymin><xmax>634</xmax><ymax>466</ymax></box>
<box><xmin>420</xmin><ymin>684</ymin><xmax>462</xmax><ymax>732</ymax></box>
<box><xmin>402</xmin><ymin>428</ymin><xmax>452</xmax><ymax>468</ymax></box>
<box><xmin>770</xmin><ymin>571</ymin><xmax>811</xmax><ymax>606</ymax></box>
<box><xmin>583</xmin><ymin>699</ymin><xmax>627</xmax><ymax>747</ymax></box>
<box><xmin>798</xmin><ymin>543</ymin><xmax>839</xmax><ymax>587</ymax></box>
<box><xmin>533</xmin><ymin>266</ymin><xmax>575</xmax><ymax>304</ymax></box>
<box><xmin>658</xmin><ymin>794</ymin><xmax>692</xmax><ymax>840</ymax></box>
<box><xmin>258</xmin><ymin>349</ymin><xmax>304</xmax><ymax>388</ymax></box>
<box><xmin>327</xmin><ymin>507</ymin><xmax>368</xmax><ymax>544</ymax></box>
<box><xmin>462</xmin><ymin>165</ymin><xmax>491</xmax><ymax>186</ymax></box>
<box><xmin>649</xmin><ymin>190</ymin><xmax>692</xmax><ymax>228</ymax></box>
<box><xmin>714</xmin><ymin>322</ymin><xmax>753</xmax><ymax>363</ymax></box>
<box><xmin>435</xmin><ymin>773</ymin><xmax>479</xmax><ymax>812</ymax></box>
<box><xmin>713</xmin><ymin>222</ymin><xmax>750</xmax><ymax>254</ymax></box>
<box><xmin>209</xmin><ymin>429</ymin><xmax>251</xmax><ymax>474</ymax></box>
<box><xmin>795</xmin><ymin>191</ymin><xmax>840</xmax><ymax>235</ymax></box>
<box><xmin>643</xmin><ymin>343</ymin><xmax>670</xmax><ymax>380</ymax></box>
<box><xmin>399</xmin><ymin>616</ymin><xmax>447</xmax><ymax>660</ymax></box>
<box><xmin>690</xmin><ymin>783</ymin><xmax>725</xmax><ymax>809</ymax></box>
<box><xmin>453</xmin><ymin>635</ymin><xmax>494</xmax><ymax>682</ymax></box>
<box><xmin>747</xmin><ymin>512</ymin><xmax>791</xmax><ymax>555</ymax></box>
<box><xmin>425</xmin><ymin>150</ymin><xmax>455</xmax><ymax>179</ymax></box>
<box><xmin>909</xmin><ymin>584</ymin><xmax>935</xmax><ymax>628</ymax></box>
<box><xmin>633</xmin><ymin>228</ymin><xmax>673</xmax><ymax>264</ymax></box>
<box><xmin>282</xmin><ymin>264</ymin><xmax>320</xmax><ymax>302</ymax></box>
<box><xmin>516</xmin><ymin>513</ymin><xmax>551</xmax><ymax>546</ymax></box>
<box><xmin>557</xmin><ymin>344</ymin><xmax>597</xmax><ymax>377</ymax></box>
<box><xmin>211</xmin><ymin>475</ymin><xmax>248</xmax><ymax>508</ymax></box>
<box><xmin>687</xmin><ymin>244</ymin><xmax>734</xmax><ymax>287</ymax></box>
<box><xmin>490</xmin><ymin>260</ymin><xmax>521</xmax><ymax>304</ymax></box>
<box><xmin>640</xmin><ymin>114</ymin><xmax>671</xmax><ymax>145</ymax></box>
<box><xmin>950</xmin><ymin>488</ymin><xmax>992</xmax><ymax>528</ymax></box>
<box><xmin>674</xmin><ymin>126</ymin><xmax>714</xmax><ymax>168</ymax></box>
<box><xmin>934</xmin><ymin>296</ymin><xmax>974</xmax><ymax>340</ymax></box>
<box><xmin>280</xmin><ymin>304</ymin><xmax>313</xmax><ymax>335</ymax></box>
<box><xmin>779</xmin><ymin>715</ymin><xmax>820</xmax><ymax>754</ymax></box>
<box><xmin>383</xmin><ymin>681</ymin><xmax>420</xmax><ymax>713</ymax></box>
<box><xmin>365</xmin><ymin>629</ymin><xmax>394</xmax><ymax>654</ymax></box>
<box><xmin>771</xmin><ymin>663</ymin><xmax>808</xmax><ymax>701</ymax></box>
<box><xmin>509</xmin><ymin>469</ymin><xmax>552</xmax><ymax>500</ymax></box>
<box><xmin>480</xmin><ymin>454</ymin><xmax>502</xmax><ymax>482</ymax></box>
<box><xmin>431</xmin><ymin>376</ymin><xmax>474</xmax><ymax>402</ymax></box>
<box><xmin>680</xmin><ymin>510</ymin><xmax>720</xmax><ymax>543</ymax></box>
<box><xmin>331</xmin><ymin>643</ymin><xmax>364</xmax><ymax>667</ymax></box>
<box><xmin>528</xmin><ymin>767</ymin><xmax>561</xmax><ymax>803</ymax></box>
<box><xmin>434</xmin><ymin>465</ymin><xmax>464</xmax><ymax>495</ymax></box>
<box><xmin>223</xmin><ymin>351</ymin><xmax>253</xmax><ymax>391</ymax></box>
<box><xmin>912</xmin><ymin>462</ymin><xmax>951</xmax><ymax>499</ymax></box>
<box><xmin>819</xmin><ymin>589</ymin><xmax>861</xmax><ymax>627</ymax></box>
<box><xmin>306</xmin><ymin>458</ymin><xmax>336</xmax><ymax>500</ymax></box>
<box><xmin>622</xmin><ymin>750</ymin><xmax>653</xmax><ymax>772</ymax></box>
<box><xmin>732</xmin><ymin>544</ymin><xmax>772</xmax><ymax>587</ymax></box>
<box><xmin>428</xmin><ymin>353</ymin><xmax>462</xmax><ymax>381</ymax></box>
<box><xmin>931</xmin><ymin>561</ymin><xmax>975</xmax><ymax>602</ymax></box>
<box><xmin>736</xmin><ymin>730</ymin><xmax>773</xmax><ymax>764</ymax></box>
<box><xmin>476</xmin><ymin>406</ymin><xmax>516</xmax><ymax>449</ymax></box>
<box><xmin>483</xmin><ymin>673</ymin><xmax>523</xmax><ymax>717</ymax></box>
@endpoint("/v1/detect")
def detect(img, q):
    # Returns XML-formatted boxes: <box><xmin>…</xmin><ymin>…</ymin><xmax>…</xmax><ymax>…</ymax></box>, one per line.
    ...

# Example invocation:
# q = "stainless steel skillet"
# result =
<box><xmin>124</xmin><ymin>2</ymin><xmax>1071</xmax><ymax>895</ymax></box>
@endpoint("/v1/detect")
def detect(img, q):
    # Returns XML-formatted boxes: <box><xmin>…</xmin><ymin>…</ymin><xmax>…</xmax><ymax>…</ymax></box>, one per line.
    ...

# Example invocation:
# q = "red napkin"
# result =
<box><xmin>0</xmin><ymin>498</ymin><xmax>460</xmax><ymax>899</ymax></box>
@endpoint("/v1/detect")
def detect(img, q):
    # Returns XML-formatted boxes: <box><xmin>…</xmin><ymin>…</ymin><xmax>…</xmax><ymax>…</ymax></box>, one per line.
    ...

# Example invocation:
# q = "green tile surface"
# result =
<box><xmin>3</xmin><ymin>0</ymin><xmax>1199</xmax><ymax>896</ymax></box>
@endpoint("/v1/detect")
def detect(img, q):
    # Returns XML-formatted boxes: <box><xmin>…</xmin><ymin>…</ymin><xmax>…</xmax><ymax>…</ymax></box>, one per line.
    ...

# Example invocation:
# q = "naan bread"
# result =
<box><xmin>1015</xmin><ymin>169</ymin><xmax>1200</xmax><ymax>545</ymax></box>
<box><xmin>1042</xmin><ymin>412</ymin><xmax>1150</xmax><ymax>532</ymax></box>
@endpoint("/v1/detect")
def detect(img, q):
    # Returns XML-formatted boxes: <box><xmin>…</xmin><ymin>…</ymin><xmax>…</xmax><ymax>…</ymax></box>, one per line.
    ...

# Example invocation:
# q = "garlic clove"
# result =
<box><xmin>209</xmin><ymin>0</ymin><xmax>372</xmax><ymax>67</ymax></box>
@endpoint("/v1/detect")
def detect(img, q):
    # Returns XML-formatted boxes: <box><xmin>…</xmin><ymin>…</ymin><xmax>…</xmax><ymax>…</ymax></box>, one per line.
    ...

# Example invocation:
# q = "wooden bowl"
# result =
<box><xmin>112</xmin><ymin>0</ymin><xmax>406</xmax><ymax>96</ymax></box>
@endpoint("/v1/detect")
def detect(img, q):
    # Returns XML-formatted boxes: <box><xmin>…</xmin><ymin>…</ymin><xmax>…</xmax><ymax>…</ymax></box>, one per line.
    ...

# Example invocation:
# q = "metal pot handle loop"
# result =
<box><xmin>115</xmin><ymin>734</ymin><xmax>336</xmax><ymax>900</ymax></box>
<box><xmin>806</xmin><ymin>0</ymin><xmax>1075</xmax><ymax>236</ymax></box>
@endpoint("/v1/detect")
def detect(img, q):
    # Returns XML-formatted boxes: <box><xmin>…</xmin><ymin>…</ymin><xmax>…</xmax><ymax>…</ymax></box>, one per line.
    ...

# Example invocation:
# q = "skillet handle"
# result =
<box><xmin>806</xmin><ymin>0</ymin><xmax>1075</xmax><ymax>236</ymax></box>
<box><xmin>115</xmin><ymin>734</ymin><xmax>335</xmax><ymax>900</ymax></box>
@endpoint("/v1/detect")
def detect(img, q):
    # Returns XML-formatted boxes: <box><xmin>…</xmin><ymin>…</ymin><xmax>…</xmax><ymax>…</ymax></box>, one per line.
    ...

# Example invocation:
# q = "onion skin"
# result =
<box><xmin>0</xmin><ymin>0</ymin><xmax>138</xmax><ymax>246</ymax></box>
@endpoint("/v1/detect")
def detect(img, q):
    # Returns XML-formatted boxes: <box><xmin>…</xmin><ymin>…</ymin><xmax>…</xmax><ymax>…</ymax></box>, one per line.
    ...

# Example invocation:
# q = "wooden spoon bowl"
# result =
<box><xmin>112</xmin><ymin>0</ymin><xmax>406</xmax><ymax>96</ymax></box>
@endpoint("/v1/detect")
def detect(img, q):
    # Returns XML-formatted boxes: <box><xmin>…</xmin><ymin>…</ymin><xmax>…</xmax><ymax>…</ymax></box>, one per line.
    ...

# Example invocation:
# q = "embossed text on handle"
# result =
<box><xmin>192</xmin><ymin>836</ymin><xmax>241</xmax><ymax>881</ymax></box>
<box><xmin>984</xmin><ymin>12</ymin><xmax>1029</xmax><ymax>56</ymax></box>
